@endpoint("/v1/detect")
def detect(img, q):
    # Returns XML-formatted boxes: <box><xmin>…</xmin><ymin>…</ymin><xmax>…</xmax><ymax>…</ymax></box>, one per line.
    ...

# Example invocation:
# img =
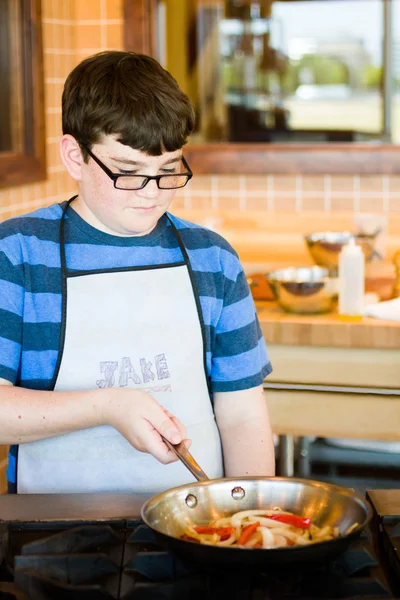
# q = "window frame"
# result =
<box><xmin>0</xmin><ymin>0</ymin><xmax>46</xmax><ymax>189</ymax></box>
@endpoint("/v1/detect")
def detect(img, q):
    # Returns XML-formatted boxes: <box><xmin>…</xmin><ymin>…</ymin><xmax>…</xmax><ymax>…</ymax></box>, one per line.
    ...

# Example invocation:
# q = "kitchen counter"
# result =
<box><xmin>0</xmin><ymin>489</ymin><xmax>396</xmax><ymax>520</ymax></box>
<box><xmin>256</xmin><ymin>300</ymin><xmax>400</xmax><ymax>350</ymax></box>
<box><xmin>367</xmin><ymin>489</ymin><xmax>400</xmax><ymax>516</ymax></box>
<box><xmin>0</xmin><ymin>493</ymin><xmax>147</xmax><ymax>522</ymax></box>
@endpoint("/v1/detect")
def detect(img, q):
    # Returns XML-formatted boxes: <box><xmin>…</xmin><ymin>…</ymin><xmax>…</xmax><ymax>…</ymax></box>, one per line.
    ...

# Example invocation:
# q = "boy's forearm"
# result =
<box><xmin>0</xmin><ymin>382</ymin><xmax>106</xmax><ymax>445</ymax></box>
<box><xmin>219</xmin><ymin>418</ymin><xmax>276</xmax><ymax>477</ymax></box>
<box><xmin>0</xmin><ymin>382</ymin><xmax>187</xmax><ymax>465</ymax></box>
<box><xmin>214</xmin><ymin>386</ymin><xmax>276</xmax><ymax>477</ymax></box>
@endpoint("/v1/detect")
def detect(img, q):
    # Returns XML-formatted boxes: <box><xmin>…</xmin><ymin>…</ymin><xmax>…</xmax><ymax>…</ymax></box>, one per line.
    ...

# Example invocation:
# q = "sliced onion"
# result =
<box><xmin>215</xmin><ymin>532</ymin><xmax>236</xmax><ymax>547</ymax></box>
<box><xmin>230</xmin><ymin>509</ymin><xmax>290</xmax><ymax>528</ymax></box>
<box><xmin>259</xmin><ymin>526</ymin><xmax>275</xmax><ymax>549</ymax></box>
<box><xmin>213</xmin><ymin>517</ymin><xmax>233</xmax><ymax>527</ymax></box>
<box><xmin>313</xmin><ymin>526</ymin><xmax>331</xmax><ymax>539</ymax></box>
<box><xmin>273</xmin><ymin>534</ymin><xmax>288</xmax><ymax>547</ymax></box>
<box><xmin>345</xmin><ymin>522</ymin><xmax>359</xmax><ymax>535</ymax></box>
<box><xmin>245</xmin><ymin>534</ymin><xmax>261</xmax><ymax>548</ymax></box>
<box><xmin>248</xmin><ymin>516</ymin><xmax>291</xmax><ymax>529</ymax></box>
<box><xmin>271</xmin><ymin>527</ymin><xmax>311</xmax><ymax>545</ymax></box>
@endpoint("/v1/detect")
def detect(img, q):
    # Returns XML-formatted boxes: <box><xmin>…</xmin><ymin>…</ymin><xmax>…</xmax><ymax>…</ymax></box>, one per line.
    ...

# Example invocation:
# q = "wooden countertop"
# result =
<box><xmin>366</xmin><ymin>490</ymin><xmax>400</xmax><ymax>516</ymax></box>
<box><xmin>256</xmin><ymin>300</ymin><xmax>400</xmax><ymax>349</ymax></box>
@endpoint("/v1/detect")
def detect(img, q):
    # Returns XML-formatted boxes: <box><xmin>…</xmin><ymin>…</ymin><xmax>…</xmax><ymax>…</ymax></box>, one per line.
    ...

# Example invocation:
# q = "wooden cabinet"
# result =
<box><xmin>255</xmin><ymin>297</ymin><xmax>400</xmax><ymax>477</ymax></box>
<box><xmin>0</xmin><ymin>446</ymin><xmax>7</xmax><ymax>494</ymax></box>
<box><xmin>264</xmin><ymin>343</ymin><xmax>400</xmax><ymax>440</ymax></box>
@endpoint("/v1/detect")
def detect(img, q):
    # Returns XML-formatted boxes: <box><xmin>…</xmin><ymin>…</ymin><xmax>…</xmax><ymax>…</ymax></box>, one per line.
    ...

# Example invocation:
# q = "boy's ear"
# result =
<box><xmin>60</xmin><ymin>135</ymin><xmax>84</xmax><ymax>181</ymax></box>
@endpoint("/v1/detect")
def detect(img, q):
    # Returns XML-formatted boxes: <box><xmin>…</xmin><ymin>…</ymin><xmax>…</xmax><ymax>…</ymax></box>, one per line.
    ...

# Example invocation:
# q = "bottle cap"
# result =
<box><xmin>343</xmin><ymin>236</ymin><xmax>362</xmax><ymax>254</ymax></box>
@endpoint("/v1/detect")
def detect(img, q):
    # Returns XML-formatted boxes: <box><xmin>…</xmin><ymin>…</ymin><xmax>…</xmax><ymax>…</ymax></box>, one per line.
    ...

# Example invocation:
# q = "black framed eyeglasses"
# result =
<box><xmin>83</xmin><ymin>145</ymin><xmax>193</xmax><ymax>191</ymax></box>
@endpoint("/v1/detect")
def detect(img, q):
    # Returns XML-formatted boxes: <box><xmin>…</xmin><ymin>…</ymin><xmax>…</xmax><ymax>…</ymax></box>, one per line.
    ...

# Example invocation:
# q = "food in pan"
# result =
<box><xmin>181</xmin><ymin>508</ymin><xmax>355</xmax><ymax>548</ymax></box>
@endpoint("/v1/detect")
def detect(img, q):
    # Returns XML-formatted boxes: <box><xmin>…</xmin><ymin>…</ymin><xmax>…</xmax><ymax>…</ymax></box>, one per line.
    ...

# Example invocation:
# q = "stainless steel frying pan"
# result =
<box><xmin>141</xmin><ymin>441</ymin><xmax>373</xmax><ymax>571</ymax></box>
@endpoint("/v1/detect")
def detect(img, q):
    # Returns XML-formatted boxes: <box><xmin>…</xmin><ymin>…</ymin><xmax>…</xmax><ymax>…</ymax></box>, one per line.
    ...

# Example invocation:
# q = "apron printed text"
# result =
<box><xmin>96</xmin><ymin>353</ymin><xmax>170</xmax><ymax>389</ymax></box>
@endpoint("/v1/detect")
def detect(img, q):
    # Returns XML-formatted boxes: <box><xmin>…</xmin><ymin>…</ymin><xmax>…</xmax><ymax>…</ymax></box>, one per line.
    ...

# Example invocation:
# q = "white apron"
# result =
<box><xmin>17</xmin><ymin>200</ymin><xmax>223</xmax><ymax>493</ymax></box>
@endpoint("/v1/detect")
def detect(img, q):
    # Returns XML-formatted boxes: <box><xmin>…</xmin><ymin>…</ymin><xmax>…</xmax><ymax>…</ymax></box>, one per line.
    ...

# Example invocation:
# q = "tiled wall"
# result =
<box><xmin>1</xmin><ymin>2</ymin><xmax>400</xmax><ymax>221</ymax></box>
<box><xmin>0</xmin><ymin>0</ymin><xmax>124</xmax><ymax>221</ymax></box>
<box><xmin>173</xmin><ymin>174</ymin><xmax>400</xmax><ymax>214</ymax></box>
<box><xmin>75</xmin><ymin>0</ymin><xmax>123</xmax><ymax>62</ymax></box>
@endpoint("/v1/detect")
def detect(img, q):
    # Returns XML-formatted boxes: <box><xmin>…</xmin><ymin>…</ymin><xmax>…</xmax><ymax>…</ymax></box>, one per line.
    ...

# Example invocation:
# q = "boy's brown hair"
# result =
<box><xmin>62</xmin><ymin>51</ymin><xmax>195</xmax><ymax>160</ymax></box>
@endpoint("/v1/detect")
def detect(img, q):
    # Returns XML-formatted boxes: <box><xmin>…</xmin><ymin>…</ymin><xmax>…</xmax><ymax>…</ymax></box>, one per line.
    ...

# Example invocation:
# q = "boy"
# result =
<box><xmin>0</xmin><ymin>51</ymin><xmax>275</xmax><ymax>494</ymax></box>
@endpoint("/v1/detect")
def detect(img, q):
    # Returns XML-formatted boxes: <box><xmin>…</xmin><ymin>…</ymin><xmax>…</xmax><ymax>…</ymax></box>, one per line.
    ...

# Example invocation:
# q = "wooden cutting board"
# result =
<box><xmin>256</xmin><ymin>301</ymin><xmax>400</xmax><ymax>349</ymax></box>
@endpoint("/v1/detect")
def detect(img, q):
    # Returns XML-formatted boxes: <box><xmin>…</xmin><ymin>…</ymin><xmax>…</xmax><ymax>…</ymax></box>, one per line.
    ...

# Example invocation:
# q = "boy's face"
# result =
<box><xmin>76</xmin><ymin>135</ymin><xmax>184</xmax><ymax>237</ymax></box>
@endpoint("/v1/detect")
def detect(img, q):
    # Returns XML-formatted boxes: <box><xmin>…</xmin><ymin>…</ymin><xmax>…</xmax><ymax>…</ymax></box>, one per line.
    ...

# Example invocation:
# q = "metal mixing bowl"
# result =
<box><xmin>305</xmin><ymin>231</ymin><xmax>375</xmax><ymax>273</ymax></box>
<box><xmin>266</xmin><ymin>266</ymin><xmax>338</xmax><ymax>314</ymax></box>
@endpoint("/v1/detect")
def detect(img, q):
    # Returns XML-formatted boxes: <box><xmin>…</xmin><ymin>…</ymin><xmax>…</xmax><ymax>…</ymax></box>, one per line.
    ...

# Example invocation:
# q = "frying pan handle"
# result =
<box><xmin>161</xmin><ymin>436</ymin><xmax>210</xmax><ymax>482</ymax></box>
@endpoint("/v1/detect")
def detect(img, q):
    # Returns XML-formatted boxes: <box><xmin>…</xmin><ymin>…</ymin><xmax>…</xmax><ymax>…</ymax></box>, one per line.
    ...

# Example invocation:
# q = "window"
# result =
<box><xmin>0</xmin><ymin>0</ymin><xmax>46</xmax><ymax>188</ymax></box>
<box><xmin>159</xmin><ymin>0</ymin><xmax>399</xmax><ymax>145</ymax></box>
<box><xmin>124</xmin><ymin>0</ymin><xmax>400</xmax><ymax>173</ymax></box>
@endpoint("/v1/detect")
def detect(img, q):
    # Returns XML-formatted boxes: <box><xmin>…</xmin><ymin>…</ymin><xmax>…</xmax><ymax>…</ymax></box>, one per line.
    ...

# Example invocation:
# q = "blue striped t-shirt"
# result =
<box><xmin>0</xmin><ymin>202</ymin><xmax>272</xmax><ymax>483</ymax></box>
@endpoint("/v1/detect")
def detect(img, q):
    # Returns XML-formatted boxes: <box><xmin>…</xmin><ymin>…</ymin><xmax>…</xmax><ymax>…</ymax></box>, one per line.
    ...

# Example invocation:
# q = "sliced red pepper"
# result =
<box><xmin>237</xmin><ymin>521</ymin><xmax>260</xmax><ymax>546</ymax></box>
<box><xmin>194</xmin><ymin>526</ymin><xmax>235</xmax><ymax>538</ymax></box>
<box><xmin>268</xmin><ymin>514</ymin><xmax>311</xmax><ymax>529</ymax></box>
<box><xmin>218</xmin><ymin>528</ymin><xmax>235</xmax><ymax>541</ymax></box>
<box><xmin>193</xmin><ymin>526</ymin><xmax>217</xmax><ymax>534</ymax></box>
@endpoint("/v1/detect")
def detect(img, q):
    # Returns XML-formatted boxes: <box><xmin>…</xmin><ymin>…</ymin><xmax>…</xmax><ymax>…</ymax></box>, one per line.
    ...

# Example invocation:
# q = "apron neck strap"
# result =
<box><xmin>166</xmin><ymin>215</ymin><xmax>191</xmax><ymax>265</ymax></box>
<box><xmin>59</xmin><ymin>196</ymin><xmax>78</xmax><ymax>276</ymax></box>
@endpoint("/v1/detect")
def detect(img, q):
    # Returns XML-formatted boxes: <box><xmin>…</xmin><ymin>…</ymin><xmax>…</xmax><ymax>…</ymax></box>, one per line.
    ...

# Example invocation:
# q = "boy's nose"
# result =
<box><xmin>137</xmin><ymin>179</ymin><xmax>159</xmax><ymax>198</ymax></box>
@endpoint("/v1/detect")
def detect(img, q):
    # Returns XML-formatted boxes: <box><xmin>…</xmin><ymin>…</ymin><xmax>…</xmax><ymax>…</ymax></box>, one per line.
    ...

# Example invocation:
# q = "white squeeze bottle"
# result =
<box><xmin>338</xmin><ymin>237</ymin><xmax>365</xmax><ymax>317</ymax></box>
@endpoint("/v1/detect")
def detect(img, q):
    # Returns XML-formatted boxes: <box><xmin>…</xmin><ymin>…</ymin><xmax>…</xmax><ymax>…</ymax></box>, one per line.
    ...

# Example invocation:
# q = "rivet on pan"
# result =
<box><xmin>185</xmin><ymin>494</ymin><xmax>198</xmax><ymax>508</ymax></box>
<box><xmin>231</xmin><ymin>486</ymin><xmax>245</xmax><ymax>500</ymax></box>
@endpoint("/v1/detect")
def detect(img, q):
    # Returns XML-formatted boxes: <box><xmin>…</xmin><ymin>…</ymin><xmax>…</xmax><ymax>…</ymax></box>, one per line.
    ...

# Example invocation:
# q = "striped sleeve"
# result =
<box><xmin>210</xmin><ymin>248</ymin><xmax>272</xmax><ymax>392</ymax></box>
<box><xmin>0</xmin><ymin>239</ymin><xmax>24</xmax><ymax>383</ymax></box>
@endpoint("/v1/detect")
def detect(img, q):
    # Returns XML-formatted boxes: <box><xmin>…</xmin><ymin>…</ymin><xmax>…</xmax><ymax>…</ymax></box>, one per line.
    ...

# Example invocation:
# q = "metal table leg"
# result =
<box><xmin>297</xmin><ymin>436</ymin><xmax>312</xmax><ymax>478</ymax></box>
<box><xmin>279</xmin><ymin>435</ymin><xmax>295</xmax><ymax>477</ymax></box>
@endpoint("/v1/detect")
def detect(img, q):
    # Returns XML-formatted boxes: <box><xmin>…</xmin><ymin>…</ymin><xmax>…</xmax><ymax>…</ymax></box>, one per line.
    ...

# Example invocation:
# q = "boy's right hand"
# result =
<box><xmin>100</xmin><ymin>388</ymin><xmax>190</xmax><ymax>464</ymax></box>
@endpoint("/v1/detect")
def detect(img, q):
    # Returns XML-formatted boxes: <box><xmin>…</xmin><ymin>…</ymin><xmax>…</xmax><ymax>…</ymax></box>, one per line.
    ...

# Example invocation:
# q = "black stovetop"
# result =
<box><xmin>0</xmin><ymin>493</ymin><xmax>399</xmax><ymax>600</ymax></box>
<box><xmin>0</xmin><ymin>519</ymin><xmax>396</xmax><ymax>600</ymax></box>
